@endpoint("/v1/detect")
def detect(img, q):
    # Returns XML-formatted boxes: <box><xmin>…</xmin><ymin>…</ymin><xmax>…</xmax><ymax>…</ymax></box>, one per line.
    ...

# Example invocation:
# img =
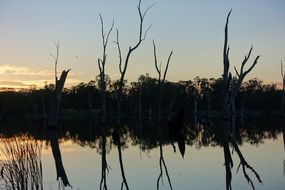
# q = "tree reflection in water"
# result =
<box><xmin>48</xmin><ymin>130</ymin><xmax>71</xmax><ymax>188</ymax></box>
<box><xmin>221</xmin><ymin>120</ymin><xmax>262</xmax><ymax>190</ymax></box>
<box><xmin>282</xmin><ymin>119</ymin><xmax>285</xmax><ymax>176</ymax></box>
<box><xmin>156</xmin><ymin>123</ymin><xmax>173</xmax><ymax>190</ymax></box>
<box><xmin>0</xmin><ymin>117</ymin><xmax>283</xmax><ymax>189</ymax></box>
<box><xmin>112</xmin><ymin>125</ymin><xmax>129</xmax><ymax>190</ymax></box>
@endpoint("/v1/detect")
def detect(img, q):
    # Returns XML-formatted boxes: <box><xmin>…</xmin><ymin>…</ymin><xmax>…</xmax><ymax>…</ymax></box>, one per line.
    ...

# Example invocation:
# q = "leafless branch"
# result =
<box><xmin>223</xmin><ymin>10</ymin><xmax>232</xmax><ymax>85</ymax></box>
<box><xmin>116</xmin><ymin>0</ymin><xmax>154</xmax><ymax>87</ymax></box>
<box><xmin>162</xmin><ymin>51</ymin><xmax>173</xmax><ymax>83</ymax></box>
<box><xmin>153</xmin><ymin>40</ymin><xmax>173</xmax><ymax>84</ymax></box>
<box><xmin>51</xmin><ymin>41</ymin><xmax>60</xmax><ymax>83</ymax></box>
<box><xmin>98</xmin><ymin>59</ymin><xmax>103</xmax><ymax>73</ymax></box>
<box><xmin>222</xmin><ymin>10</ymin><xmax>259</xmax><ymax>115</ymax></box>
<box><xmin>142</xmin><ymin>2</ymin><xmax>156</xmax><ymax>20</ymax></box>
<box><xmin>234</xmin><ymin>66</ymin><xmax>239</xmax><ymax>77</ymax></box>
<box><xmin>135</xmin><ymin>0</ymin><xmax>155</xmax><ymax>50</ymax></box>
<box><xmin>143</xmin><ymin>24</ymin><xmax>152</xmax><ymax>41</ymax></box>
<box><xmin>115</xmin><ymin>29</ymin><xmax>123</xmax><ymax>74</ymax></box>
<box><xmin>153</xmin><ymin>40</ymin><xmax>161</xmax><ymax>79</ymax></box>
<box><xmin>99</xmin><ymin>14</ymin><xmax>114</xmax><ymax>70</ymax></box>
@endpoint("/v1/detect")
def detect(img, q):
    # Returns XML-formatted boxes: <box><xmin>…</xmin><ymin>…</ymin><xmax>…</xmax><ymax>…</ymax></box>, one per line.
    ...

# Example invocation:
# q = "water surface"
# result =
<box><xmin>0</xmin><ymin>118</ymin><xmax>284</xmax><ymax>190</ymax></box>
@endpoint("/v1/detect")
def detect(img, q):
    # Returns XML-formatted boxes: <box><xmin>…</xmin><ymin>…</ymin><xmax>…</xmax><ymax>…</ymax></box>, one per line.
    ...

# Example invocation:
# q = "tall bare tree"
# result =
<box><xmin>97</xmin><ymin>15</ymin><xmax>114</xmax><ymax>190</ymax></box>
<box><xmin>222</xmin><ymin>10</ymin><xmax>260</xmax><ymax>119</ymax></box>
<box><xmin>98</xmin><ymin>15</ymin><xmax>114</xmax><ymax>127</ymax></box>
<box><xmin>113</xmin><ymin>1</ymin><xmax>154</xmax><ymax>189</ymax></box>
<box><xmin>46</xmin><ymin>42</ymin><xmax>71</xmax><ymax>187</ymax></box>
<box><xmin>114</xmin><ymin>0</ymin><xmax>155</xmax><ymax>125</ymax></box>
<box><xmin>153</xmin><ymin>40</ymin><xmax>173</xmax><ymax>123</ymax></box>
<box><xmin>47</xmin><ymin>42</ymin><xmax>70</xmax><ymax>129</ymax></box>
<box><xmin>153</xmin><ymin>40</ymin><xmax>173</xmax><ymax>190</ymax></box>
<box><xmin>221</xmin><ymin>10</ymin><xmax>261</xmax><ymax>190</ymax></box>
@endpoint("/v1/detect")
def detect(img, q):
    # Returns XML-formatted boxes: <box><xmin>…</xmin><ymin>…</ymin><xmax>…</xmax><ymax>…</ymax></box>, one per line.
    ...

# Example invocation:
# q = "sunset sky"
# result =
<box><xmin>0</xmin><ymin>0</ymin><xmax>284</xmax><ymax>89</ymax></box>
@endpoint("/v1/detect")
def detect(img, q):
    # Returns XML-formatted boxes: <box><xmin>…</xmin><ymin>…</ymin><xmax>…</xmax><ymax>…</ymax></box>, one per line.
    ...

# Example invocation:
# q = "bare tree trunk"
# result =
<box><xmin>46</xmin><ymin>46</ymin><xmax>71</xmax><ymax>186</ymax></box>
<box><xmin>152</xmin><ymin>40</ymin><xmax>174</xmax><ymax>190</ymax></box>
<box><xmin>97</xmin><ymin>15</ymin><xmax>113</xmax><ymax>127</ymax></box>
<box><xmin>113</xmin><ymin>2</ymin><xmax>154</xmax><ymax>188</ymax></box>
<box><xmin>114</xmin><ymin>0</ymin><xmax>154</xmax><ymax>124</ymax></box>
<box><xmin>153</xmin><ymin>40</ymin><xmax>173</xmax><ymax>123</ymax></box>
<box><xmin>47</xmin><ymin>70</ymin><xmax>70</xmax><ymax>130</ymax></box>
<box><xmin>222</xmin><ymin>10</ymin><xmax>259</xmax><ymax>119</ymax></box>
<box><xmin>97</xmin><ymin>14</ymin><xmax>114</xmax><ymax>190</ymax></box>
<box><xmin>47</xmin><ymin>42</ymin><xmax>70</xmax><ymax>130</ymax></box>
<box><xmin>220</xmin><ymin>10</ymin><xmax>260</xmax><ymax>190</ymax></box>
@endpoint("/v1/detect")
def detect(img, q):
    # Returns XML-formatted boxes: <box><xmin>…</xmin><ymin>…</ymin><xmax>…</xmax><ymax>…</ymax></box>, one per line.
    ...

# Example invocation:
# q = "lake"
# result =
<box><xmin>0</xmin><ymin>117</ymin><xmax>284</xmax><ymax>190</ymax></box>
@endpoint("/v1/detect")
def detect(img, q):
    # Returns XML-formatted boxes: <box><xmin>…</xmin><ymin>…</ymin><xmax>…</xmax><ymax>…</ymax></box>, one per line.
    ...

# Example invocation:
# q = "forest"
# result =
<box><xmin>0</xmin><ymin>75</ymin><xmax>281</xmax><ymax>120</ymax></box>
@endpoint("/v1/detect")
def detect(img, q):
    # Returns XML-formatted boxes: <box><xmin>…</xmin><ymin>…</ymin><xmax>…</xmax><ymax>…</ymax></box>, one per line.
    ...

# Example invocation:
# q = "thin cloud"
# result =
<box><xmin>0</xmin><ymin>64</ymin><xmax>83</xmax><ymax>77</ymax></box>
<box><xmin>0</xmin><ymin>65</ymin><xmax>53</xmax><ymax>76</ymax></box>
<box><xmin>0</xmin><ymin>81</ymin><xmax>33</xmax><ymax>87</ymax></box>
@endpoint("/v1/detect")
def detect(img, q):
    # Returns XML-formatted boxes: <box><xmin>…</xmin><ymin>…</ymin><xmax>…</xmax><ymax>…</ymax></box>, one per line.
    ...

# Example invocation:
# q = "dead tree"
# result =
<box><xmin>113</xmin><ymin>2</ymin><xmax>154</xmax><ymax>189</ymax></box>
<box><xmin>114</xmin><ymin>0</ymin><xmax>154</xmax><ymax>125</ymax></box>
<box><xmin>45</xmin><ymin>42</ymin><xmax>71</xmax><ymax>187</ymax></box>
<box><xmin>153</xmin><ymin>40</ymin><xmax>173</xmax><ymax>123</ymax></box>
<box><xmin>281</xmin><ymin>60</ymin><xmax>285</xmax><ymax>116</ymax></box>
<box><xmin>47</xmin><ymin>42</ymin><xmax>70</xmax><ymax>130</ymax></box>
<box><xmin>221</xmin><ymin>10</ymin><xmax>261</xmax><ymax>190</ymax></box>
<box><xmin>222</xmin><ymin>10</ymin><xmax>260</xmax><ymax>119</ymax></box>
<box><xmin>153</xmin><ymin>40</ymin><xmax>174</xmax><ymax>190</ymax></box>
<box><xmin>222</xmin><ymin>10</ymin><xmax>259</xmax><ymax>137</ymax></box>
<box><xmin>97</xmin><ymin>14</ymin><xmax>114</xmax><ymax>190</ymax></box>
<box><xmin>98</xmin><ymin>14</ymin><xmax>114</xmax><ymax>127</ymax></box>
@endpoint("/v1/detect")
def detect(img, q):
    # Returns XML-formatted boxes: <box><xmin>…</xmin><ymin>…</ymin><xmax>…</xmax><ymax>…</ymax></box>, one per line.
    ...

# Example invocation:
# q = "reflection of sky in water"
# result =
<box><xmin>37</xmin><ymin>134</ymin><xmax>285</xmax><ymax>190</ymax></box>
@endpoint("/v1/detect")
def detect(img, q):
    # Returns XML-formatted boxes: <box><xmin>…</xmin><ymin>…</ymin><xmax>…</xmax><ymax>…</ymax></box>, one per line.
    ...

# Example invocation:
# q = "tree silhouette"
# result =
<box><xmin>221</xmin><ymin>10</ymin><xmax>261</xmax><ymax>190</ymax></box>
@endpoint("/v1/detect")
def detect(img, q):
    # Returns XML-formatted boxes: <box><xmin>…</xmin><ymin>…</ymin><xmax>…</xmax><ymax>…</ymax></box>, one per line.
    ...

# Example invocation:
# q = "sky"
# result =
<box><xmin>0</xmin><ymin>0</ymin><xmax>284</xmax><ymax>89</ymax></box>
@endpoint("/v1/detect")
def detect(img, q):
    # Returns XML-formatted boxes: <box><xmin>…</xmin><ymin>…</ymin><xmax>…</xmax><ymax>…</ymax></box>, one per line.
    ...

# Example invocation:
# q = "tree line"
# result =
<box><xmin>0</xmin><ymin>75</ymin><xmax>280</xmax><ymax>118</ymax></box>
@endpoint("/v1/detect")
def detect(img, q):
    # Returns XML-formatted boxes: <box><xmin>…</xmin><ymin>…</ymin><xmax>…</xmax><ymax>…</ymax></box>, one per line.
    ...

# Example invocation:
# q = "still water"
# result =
<box><xmin>0</xmin><ymin>118</ymin><xmax>284</xmax><ymax>190</ymax></box>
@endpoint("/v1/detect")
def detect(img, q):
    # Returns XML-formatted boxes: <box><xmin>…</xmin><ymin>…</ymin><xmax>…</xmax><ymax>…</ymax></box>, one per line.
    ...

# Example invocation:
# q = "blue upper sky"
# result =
<box><xmin>0</xmin><ymin>0</ymin><xmax>284</xmax><ymax>88</ymax></box>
